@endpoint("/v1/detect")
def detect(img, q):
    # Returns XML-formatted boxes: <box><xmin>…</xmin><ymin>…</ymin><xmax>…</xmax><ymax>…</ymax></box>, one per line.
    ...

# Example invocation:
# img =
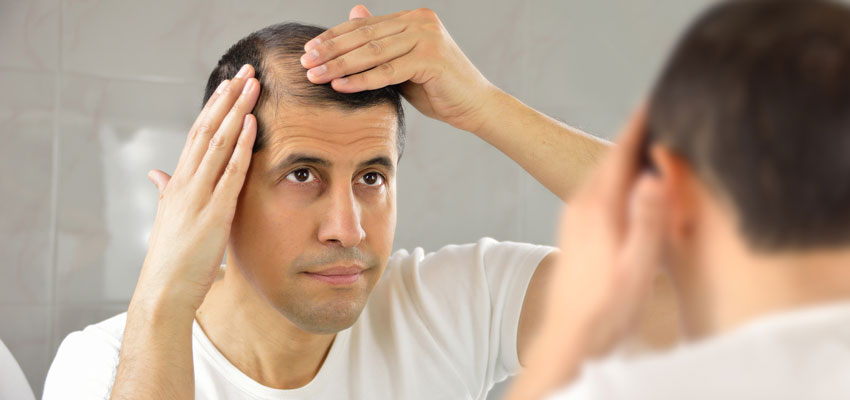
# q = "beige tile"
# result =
<box><xmin>0</xmin><ymin>304</ymin><xmax>50</xmax><ymax>398</ymax></box>
<box><xmin>0</xmin><ymin>0</ymin><xmax>59</xmax><ymax>70</ymax></box>
<box><xmin>0</xmin><ymin>70</ymin><xmax>55</xmax><ymax>304</ymax></box>
<box><xmin>55</xmin><ymin>75</ymin><xmax>197</xmax><ymax>304</ymax></box>
<box><xmin>62</xmin><ymin>0</ymin><xmax>232</xmax><ymax>81</ymax></box>
<box><xmin>393</xmin><ymin>112</ymin><xmax>523</xmax><ymax>252</ymax></box>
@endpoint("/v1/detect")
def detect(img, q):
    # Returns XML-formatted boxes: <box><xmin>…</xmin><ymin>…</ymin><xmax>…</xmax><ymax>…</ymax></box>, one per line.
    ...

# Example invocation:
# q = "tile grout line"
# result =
<box><xmin>47</xmin><ymin>0</ymin><xmax>64</xmax><ymax>374</ymax></box>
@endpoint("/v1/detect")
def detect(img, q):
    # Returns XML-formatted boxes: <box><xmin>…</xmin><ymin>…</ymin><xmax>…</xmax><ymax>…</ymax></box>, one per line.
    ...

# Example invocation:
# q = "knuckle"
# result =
<box><xmin>377</xmin><ymin>62</ymin><xmax>396</xmax><ymax>78</ymax></box>
<box><xmin>413</xmin><ymin>8</ymin><xmax>438</xmax><ymax>21</ymax></box>
<box><xmin>366</xmin><ymin>39</ymin><xmax>383</xmax><ymax>56</ymax></box>
<box><xmin>195</xmin><ymin>122</ymin><xmax>214</xmax><ymax>139</ymax></box>
<box><xmin>330</xmin><ymin>56</ymin><xmax>347</xmax><ymax>71</ymax></box>
<box><xmin>223</xmin><ymin>161</ymin><xmax>240</xmax><ymax>176</ymax></box>
<box><xmin>323</xmin><ymin>37</ymin><xmax>337</xmax><ymax>51</ymax></box>
<box><xmin>357</xmin><ymin>24</ymin><xmax>377</xmax><ymax>39</ymax></box>
<box><xmin>208</xmin><ymin>133</ymin><xmax>226</xmax><ymax>150</ymax></box>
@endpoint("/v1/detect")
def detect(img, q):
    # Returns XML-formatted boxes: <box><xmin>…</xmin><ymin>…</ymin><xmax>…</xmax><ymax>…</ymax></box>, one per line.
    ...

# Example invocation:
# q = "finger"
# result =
<box><xmin>328</xmin><ymin>48</ymin><xmax>421</xmax><ymax>93</ymax></box>
<box><xmin>620</xmin><ymin>173</ymin><xmax>667</xmax><ymax>291</ymax></box>
<box><xmin>306</xmin><ymin>28</ymin><xmax>417</xmax><ymax>84</ymax></box>
<box><xmin>304</xmin><ymin>10</ymin><xmax>410</xmax><ymax>52</ymax></box>
<box><xmin>212</xmin><ymin>114</ymin><xmax>256</xmax><ymax>209</ymax></box>
<box><xmin>589</xmin><ymin>104</ymin><xmax>649</xmax><ymax>222</ymax></box>
<box><xmin>349</xmin><ymin>4</ymin><xmax>372</xmax><ymax>20</ymax></box>
<box><xmin>604</xmin><ymin>104</ymin><xmax>649</xmax><ymax>193</ymax></box>
<box><xmin>184</xmin><ymin>64</ymin><xmax>255</xmax><ymax>178</ymax></box>
<box><xmin>147</xmin><ymin>169</ymin><xmax>172</xmax><ymax>196</ymax></box>
<box><xmin>302</xmin><ymin>17</ymin><xmax>408</xmax><ymax>72</ymax></box>
<box><xmin>173</xmin><ymin>79</ymin><xmax>228</xmax><ymax>178</ymax></box>
<box><xmin>195</xmin><ymin>76</ymin><xmax>260</xmax><ymax>190</ymax></box>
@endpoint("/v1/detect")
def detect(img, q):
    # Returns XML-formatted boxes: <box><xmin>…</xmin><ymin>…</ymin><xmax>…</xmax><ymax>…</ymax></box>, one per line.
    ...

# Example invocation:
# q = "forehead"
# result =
<box><xmin>258</xmin><ymin>103</ymin><xmax>399</xmax><ymax>164</ymax></box>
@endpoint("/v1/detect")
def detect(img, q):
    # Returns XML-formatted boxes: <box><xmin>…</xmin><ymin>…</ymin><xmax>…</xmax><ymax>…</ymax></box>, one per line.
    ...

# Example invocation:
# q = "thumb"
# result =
<box><xmin>147</xmin><ymin>169</ymin><xmax>172</xmax><ymax>195</ymax></box>
<box><xmin>349</xmin><ymin>4</ymin><xmax>372</xmax><ymax>20</ymax></box>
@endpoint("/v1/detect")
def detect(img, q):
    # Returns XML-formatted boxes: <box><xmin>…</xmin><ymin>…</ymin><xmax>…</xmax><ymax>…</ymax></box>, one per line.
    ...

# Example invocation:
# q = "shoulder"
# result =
<box><xmin>43</xmin><ymin>312</ymin><xmax>127</xmax><ymax>399</ymax></box>
<box><xmin>386</xmin><ymin>237</ymin><xmax>555</xmax><ymax>274</ymax></box>
<box><xmin>550</xmin><ymin>315</ymin><xmax>850</xmax><ymax>400</ymax></box>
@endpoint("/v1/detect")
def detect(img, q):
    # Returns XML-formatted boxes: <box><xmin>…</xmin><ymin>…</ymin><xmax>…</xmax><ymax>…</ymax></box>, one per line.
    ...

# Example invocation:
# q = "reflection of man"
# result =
<box><xmin>506</xmin><ymin>1</ymin><xmax>850</xmax><ymax>399</ymax></box>
<box><xmin>43</xmin><ymin>16</ymin><xmax>630</xmax><ymax>400</ymax></box>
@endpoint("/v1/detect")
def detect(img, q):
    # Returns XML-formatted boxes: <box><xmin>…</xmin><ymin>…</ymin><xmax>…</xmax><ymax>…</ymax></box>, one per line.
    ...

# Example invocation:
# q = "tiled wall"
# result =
<box><xmin>1</xmin><ymin>0</ymin><xmax>718</xmax><ymax>397</ymax></box>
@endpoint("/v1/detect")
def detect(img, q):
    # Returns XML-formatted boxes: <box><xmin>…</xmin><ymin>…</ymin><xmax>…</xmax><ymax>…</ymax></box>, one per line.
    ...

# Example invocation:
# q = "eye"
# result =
<box><xmin>285</xmin><ymin>168</ymin><xmax>316</xmax><ymax>183</ymax></box>
<box><xmin>358</xmin><ymin>172</ymin><xmax>384</xmax><ymax>187</ymax></box>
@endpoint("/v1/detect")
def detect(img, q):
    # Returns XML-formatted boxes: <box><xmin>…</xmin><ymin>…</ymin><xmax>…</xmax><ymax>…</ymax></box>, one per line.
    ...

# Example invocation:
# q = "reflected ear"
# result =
<box><xmin>650</xmin><ymin>145</ymin><xmax>699</xmax><ymax>246</ymax></box>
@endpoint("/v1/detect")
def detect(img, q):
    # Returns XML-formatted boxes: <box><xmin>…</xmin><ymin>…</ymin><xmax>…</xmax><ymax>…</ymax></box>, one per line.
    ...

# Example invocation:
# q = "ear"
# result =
<box><xmin>650</xmin><ymin>145</ymin><xmax>699</xmax><ymax>247</ymax></box>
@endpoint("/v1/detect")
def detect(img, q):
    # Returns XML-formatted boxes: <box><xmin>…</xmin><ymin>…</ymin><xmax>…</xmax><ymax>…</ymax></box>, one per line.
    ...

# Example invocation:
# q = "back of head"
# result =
<box><xmin>203</xmin><ymin>22</ymin><xmax>405</xmax><ymax>156</ymax></box>
<box><xmin>648</xmin><ymin>0</ymin><xmax>850</xmax><ymax>252</ymax></box>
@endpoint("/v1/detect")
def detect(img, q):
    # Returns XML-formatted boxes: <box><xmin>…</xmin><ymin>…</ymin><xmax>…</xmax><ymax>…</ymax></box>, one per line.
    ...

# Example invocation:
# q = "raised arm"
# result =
<box><xmin>300</xmin><ymin>6</ymin><xmax>611</xmax><ymax>201</ymax></box>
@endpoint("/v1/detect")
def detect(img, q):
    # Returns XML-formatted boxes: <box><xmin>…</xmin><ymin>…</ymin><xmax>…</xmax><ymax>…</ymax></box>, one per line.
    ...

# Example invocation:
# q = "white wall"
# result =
<box><xmin>0</xmin><ymin>0</ymin><xmax>727</xmax><ymax>397</ymax></box>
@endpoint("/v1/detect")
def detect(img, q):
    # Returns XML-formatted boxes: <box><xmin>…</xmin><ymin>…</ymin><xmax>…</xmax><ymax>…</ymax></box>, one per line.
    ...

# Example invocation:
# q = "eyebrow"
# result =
<box><xmin>268</xmin><ymin>153</ymin><xmax>395</xmax><ymax>180</ymax></box>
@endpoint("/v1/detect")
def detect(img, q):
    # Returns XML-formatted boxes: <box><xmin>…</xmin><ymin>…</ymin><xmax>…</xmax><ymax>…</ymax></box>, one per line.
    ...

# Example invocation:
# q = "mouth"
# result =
<box><xmin>302</xmin><ymin>265</ymin><xmax>365</xmax><ymax>286</ymax></box>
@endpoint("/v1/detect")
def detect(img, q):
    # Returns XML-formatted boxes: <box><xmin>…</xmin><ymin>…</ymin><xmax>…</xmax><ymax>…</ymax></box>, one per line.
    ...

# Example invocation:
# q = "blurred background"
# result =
<box><xmin>0</xmin><ymin>0</ymin><xmax>727</xmax><ymax>397</ymax></box>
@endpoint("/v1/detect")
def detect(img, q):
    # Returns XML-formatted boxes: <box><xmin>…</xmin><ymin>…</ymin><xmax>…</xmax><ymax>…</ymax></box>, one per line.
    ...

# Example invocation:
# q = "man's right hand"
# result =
<box><xmin>132</xmin><ymin>64</ymin><xmax>260</xmax><ymax>318</ymax></box>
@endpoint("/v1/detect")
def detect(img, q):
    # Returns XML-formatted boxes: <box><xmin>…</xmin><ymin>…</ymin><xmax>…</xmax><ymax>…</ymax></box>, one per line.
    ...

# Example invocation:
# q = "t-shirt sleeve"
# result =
<box><xmin>42</xmin><ymin>327</ymin><xmax>122</xmax><ymax>399</ymax></box>
<box><xmin>395</xmin><ymin>237</ymin><xmax>555</xmax><ymax>396</ymax></box>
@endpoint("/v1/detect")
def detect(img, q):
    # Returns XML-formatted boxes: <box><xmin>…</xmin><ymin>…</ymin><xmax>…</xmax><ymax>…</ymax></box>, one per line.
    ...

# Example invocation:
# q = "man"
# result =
<box><xmin>501</xmin><ymin>0</ymin><xmax>850</xmax><ymax>398</ymax></box>
<box><xmin>43</xmin><ymin>12</ymin><xmax>623</xmax><ymax>400</ymax></box>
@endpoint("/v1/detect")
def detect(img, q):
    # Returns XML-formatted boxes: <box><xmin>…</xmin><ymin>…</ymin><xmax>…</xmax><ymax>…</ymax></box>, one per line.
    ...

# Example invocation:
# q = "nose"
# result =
<box><xmin>317</xmin><ymin>184</ymin><xmax>366</xmax><ymax>248</ymax></box>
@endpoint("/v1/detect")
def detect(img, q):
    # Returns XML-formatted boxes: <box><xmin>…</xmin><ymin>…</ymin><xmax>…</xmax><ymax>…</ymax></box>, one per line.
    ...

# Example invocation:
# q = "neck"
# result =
<box><xmin>195</xmin><ymin>261</ymin><xmax>335</xmax><ymax>389</ymax></box>
<box><xmin>684</xmin><ymin>235</ymin><xmax>850</xmax><ymax>338</ymax></box>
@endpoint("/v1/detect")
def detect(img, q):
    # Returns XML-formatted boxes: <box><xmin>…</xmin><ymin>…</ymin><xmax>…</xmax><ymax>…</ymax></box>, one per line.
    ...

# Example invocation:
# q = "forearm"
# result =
<box><xmin>506</xmin><ymin>324</ymin><xmax>590</xmax><ymax>400</ymax></box>
<box><xmin>110</xmin><ymin>295</ymin><xmax>196</xmax><ymax>400</ymax></box>
<box><xmin>472</xmin><ymin>88</ymin><xmax>612</xmax><ymax>201</ymax></box>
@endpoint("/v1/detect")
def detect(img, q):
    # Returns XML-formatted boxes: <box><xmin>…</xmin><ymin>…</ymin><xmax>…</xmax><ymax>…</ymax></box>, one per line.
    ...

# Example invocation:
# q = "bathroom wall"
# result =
<box><xmin>0</xmin><ymin>0</ymin><xmax>722</xmax><ymax>397</ymax></box>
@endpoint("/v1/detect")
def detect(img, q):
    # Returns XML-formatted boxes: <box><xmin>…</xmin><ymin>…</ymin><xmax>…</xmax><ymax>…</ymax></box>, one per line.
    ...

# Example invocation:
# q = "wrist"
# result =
<box><xmin>463</xmin><ymin>86</ymin><xmax>521</xmax><ymax>139</ymax></box>
<box><xmin>128</xmin><ymin>279</ymin><xmax>198</xmax><ymax>324</ymax></box>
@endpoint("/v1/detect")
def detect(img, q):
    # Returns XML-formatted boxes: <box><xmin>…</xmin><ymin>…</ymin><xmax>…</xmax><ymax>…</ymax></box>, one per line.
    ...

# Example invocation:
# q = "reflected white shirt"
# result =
<box><xmin>44</xmin><ymin>238</ymin><xmax>554</xmax><ymax>399</ymax></box>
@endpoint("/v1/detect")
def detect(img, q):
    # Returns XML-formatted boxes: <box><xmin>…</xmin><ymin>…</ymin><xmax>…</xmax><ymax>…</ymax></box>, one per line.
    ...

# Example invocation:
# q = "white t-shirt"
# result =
<box><xmin>549</xmin><ymin>301</ymin><xmax>850</xmax><ymax>400</ymax></box>
<box><xmin>44</xmin><ymin>238</ymin><xmax>554</xmax><ymax>400</ymax></box>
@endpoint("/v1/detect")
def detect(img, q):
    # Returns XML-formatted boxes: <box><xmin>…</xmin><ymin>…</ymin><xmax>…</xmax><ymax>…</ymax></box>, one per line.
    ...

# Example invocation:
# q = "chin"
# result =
<box><xmin>276</xmin><ymin>295</ymin><xmax>368</xmax><ymax>334</ymax></box>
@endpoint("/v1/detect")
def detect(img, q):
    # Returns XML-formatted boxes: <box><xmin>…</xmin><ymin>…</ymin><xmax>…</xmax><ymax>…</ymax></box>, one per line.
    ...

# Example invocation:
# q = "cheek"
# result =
<box><xmin>360</xmin><ymin>189</ymin><xmax>396</xmax><ymax>256</ymax></box>
<box><xmin>232</xmin><ymin>187</ymin><xmax>317</xmax><ymax>278</ymax></box>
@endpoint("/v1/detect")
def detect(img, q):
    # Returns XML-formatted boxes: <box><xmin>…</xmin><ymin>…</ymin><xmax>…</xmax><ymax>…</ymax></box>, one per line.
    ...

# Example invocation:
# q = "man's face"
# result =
<box><xmin>228</xmin><ymin>103</ymin><xmax>399</xmax><ymax>334</ymax></box>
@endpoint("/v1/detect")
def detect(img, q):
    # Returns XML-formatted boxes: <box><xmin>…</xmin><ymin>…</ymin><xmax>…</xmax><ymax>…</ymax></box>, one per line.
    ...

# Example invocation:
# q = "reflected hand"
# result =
<box><xmin>300</xmin><ymin>5</ymin><xmax>497</xmax><ymax>133</ymax></box>
<box><xmin>134</xmin><ymin>65</ymin><xmax>259</xmax><ymax>316</ymax></box>
<box><xmin>507</xmin><ymin>107</ymin><xmax>669</xmax><ymax>399</ymax></box>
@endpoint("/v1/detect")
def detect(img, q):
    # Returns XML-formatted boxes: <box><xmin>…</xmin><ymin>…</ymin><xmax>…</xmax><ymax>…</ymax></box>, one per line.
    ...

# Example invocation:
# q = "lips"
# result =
<box><xmin>303</xmin><ymin>265</ymin><xmax>365</xmax><ymax>285</ymax></box>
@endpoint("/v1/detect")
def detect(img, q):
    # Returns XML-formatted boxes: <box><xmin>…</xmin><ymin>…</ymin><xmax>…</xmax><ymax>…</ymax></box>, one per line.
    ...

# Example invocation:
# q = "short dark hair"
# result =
<box><xmin>203</xmin><ymin>22</ymin><xmax>405</xmax><ymax>157</ymax></box>
<box><xmin>648</xmin><ymin>0</ymin><xmax>850</xmax><ymax>251</ymax></box>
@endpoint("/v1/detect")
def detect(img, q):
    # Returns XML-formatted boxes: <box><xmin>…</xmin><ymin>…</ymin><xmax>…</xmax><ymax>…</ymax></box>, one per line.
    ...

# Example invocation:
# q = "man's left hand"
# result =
<box><xmin>300</xmin><ymin>5</ymin><xmax>497</xmax><ymax>133</ymax></box>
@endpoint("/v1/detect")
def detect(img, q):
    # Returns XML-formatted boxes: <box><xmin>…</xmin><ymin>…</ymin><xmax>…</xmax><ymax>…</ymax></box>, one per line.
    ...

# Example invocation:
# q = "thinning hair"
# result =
<box><xmin>203</xmin><ymin>22</ymin><xmax>405</xmax><ymax>157</ymax></box>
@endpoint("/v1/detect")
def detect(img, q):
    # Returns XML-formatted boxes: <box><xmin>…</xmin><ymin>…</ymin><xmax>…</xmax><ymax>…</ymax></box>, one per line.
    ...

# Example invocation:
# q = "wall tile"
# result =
<box><xmin>0</xmin><ymin>0</ymin><xmax>60</xmax><ymax>71</ymax></box>
<box><xmin>62</xmin><ymin>0</ymin><xmax>232</xmax><ymax>82</ymax></box>
<box><xmin>394</xmin><ymin>112</ymin><xmax>523</xmax><ymax>253</ymax></box>
<box><xmin>0</xmin><ymin>304</ymin><xmax>50</xmax><ymax>398</ymax></box>
<box><xmin>55</xmin><ymin>75</ymin><xmax>198</xmax><ymax>305</ymax></box>
<box><xmin>0</xmin><ymin>70</ymin><xmax>55</xmax><ymax>304</ymax></box>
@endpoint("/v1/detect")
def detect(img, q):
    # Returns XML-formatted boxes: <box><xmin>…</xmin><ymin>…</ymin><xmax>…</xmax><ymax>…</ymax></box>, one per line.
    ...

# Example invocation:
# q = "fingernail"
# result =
<box><xmin>242</xmin><ymin>79</ymin><xmax>254</xmax><ymax>94</ymax></box>
<box><xmin>305</xmin><ymin>38</ymin><xmax>321</xmax><ymax>52</ymax></box>
<box><xmin>235</xmin><ymin>64</ymin><xmax>250</xmax><ymax>78</ymax></box>
<box><xmin>307</xmin><ymin>64</ymin><xmax>327</xmax><ymax>79</ymax></box>
<box><xmin>301</xmin><ymin>49</ymin><xmax>319</xmax><ymax>65</ymax></box>
<box><xmin>215</xmin><ymin>80</ymin><xmax>228</xmax><ymax>94</ymax></box>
